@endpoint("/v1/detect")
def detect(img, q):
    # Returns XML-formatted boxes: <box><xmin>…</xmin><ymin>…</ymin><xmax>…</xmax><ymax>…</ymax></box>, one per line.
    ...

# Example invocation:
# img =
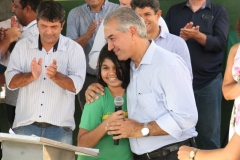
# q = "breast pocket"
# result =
<box><xmin>138</xmin><ymin>93</ymin><xmax>166</xmax><ymax>120</ymax></box>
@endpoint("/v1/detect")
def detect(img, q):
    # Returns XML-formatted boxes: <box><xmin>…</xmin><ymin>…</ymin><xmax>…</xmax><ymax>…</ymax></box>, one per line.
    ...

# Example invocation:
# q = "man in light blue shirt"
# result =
<box><xmin>98</xmin><ymin>7</ymin><xmax>197</xmax><ymax>160</ymax></box>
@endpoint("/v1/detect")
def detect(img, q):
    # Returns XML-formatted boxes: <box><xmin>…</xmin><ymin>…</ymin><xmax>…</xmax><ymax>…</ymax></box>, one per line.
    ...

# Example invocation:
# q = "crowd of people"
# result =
<box><xmin>0</xmin><ymin>0</ymin><xmax>238</xmax><ymax>160</ymax></box>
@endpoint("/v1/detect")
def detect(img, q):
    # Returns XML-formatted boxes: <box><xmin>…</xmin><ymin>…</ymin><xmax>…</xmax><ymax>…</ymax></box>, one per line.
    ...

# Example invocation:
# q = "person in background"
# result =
<box><xmin>165</xmin><ymin>0</ymin><xmax>229</xmax><ymax>149</ymax></box>
<box><xmin>0</xmin><ymin>23</ymin><xmax>21</xmax><ymax>160</ymax></box>
<box><xmin>5</xmin><ymin>1</ymin><xmax>86</xmax><ymax>144</ymax></box>
<box><xmin>1</xmin><ymin>0</ymin><xmax>42</xmax><ymax>128</ymax></box>
<box><xmin>77</xmin><ymin>43</ymin><xmax>132</xmax><ymax>160</ymax></box>
<box><xmin>66</xmin><ymin>0</ymin><xmax>119</xmax><ymax>111</ymax></box>
<box><xmin>178</xmin><ymin>18</ymin><xmax>240</xmax><ymax>160</ymax></box>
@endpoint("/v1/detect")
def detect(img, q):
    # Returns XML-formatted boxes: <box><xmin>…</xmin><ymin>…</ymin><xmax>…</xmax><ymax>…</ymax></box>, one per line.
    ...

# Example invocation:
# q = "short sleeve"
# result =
<box><xmin>80</xmin><ymin>95</ymin><xmax>103</xmax><ymax>131</ymax></box>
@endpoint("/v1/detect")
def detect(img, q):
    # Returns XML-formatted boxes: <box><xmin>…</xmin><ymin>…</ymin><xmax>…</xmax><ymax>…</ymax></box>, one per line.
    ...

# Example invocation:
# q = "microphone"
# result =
<box><xmin>114</xmin><ymin>96</ymin><xmax>124</xmax><ymax>145</ymax></box>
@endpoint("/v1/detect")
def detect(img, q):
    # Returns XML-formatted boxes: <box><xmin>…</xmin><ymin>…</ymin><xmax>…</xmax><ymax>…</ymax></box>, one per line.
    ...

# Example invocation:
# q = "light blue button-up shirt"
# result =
<box><xmin>66</xmin><ymin>0</ymin><xmax>119</xmax><ymax>75</ymax></box>
<box><xmin>127</xmin><ymin>41</ymin><xmax>197</xmax><ymax>154</ymax></box>
<box><xmin>155</xmin><ymin>29</ymin><xmax>192</xmax><ymax>79</ymax></box>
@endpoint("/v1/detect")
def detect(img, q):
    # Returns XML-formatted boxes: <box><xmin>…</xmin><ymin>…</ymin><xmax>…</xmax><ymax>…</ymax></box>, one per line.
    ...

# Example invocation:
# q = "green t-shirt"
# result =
<box><xmin>77</xmin><ymin>87</ymin><xmax>133</xmax><ymax>160</ymax></box>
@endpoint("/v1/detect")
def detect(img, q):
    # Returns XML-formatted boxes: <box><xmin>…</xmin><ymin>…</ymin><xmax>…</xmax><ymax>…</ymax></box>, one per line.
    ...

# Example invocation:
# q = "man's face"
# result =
<box><xmin>104</xmin><ymin>20</ymin><xmax>133</xmax><ymax>61</ymax></box>
<box><xmin>119</xmin><ymin>0</ymin><xmax>131</xmax><ymax>8</ymax></box>
<box><xmin>134</xmin><ymin>7</ymin><xmax>161</xmax><ymax>34</ymax></box>
<box><xmin>37</xmin><ymin>19</ymin><xmax>64</xmax><ymax>46</ymax></box>
<box><xmin>85</xmin><ymin>0</ymin><xmax>104</xmax><ymax>8</ymax></box>
<box><xmin>12</xmin><ymin>0</ymin><xmax>26</xmax><ymax>26</ymax></box>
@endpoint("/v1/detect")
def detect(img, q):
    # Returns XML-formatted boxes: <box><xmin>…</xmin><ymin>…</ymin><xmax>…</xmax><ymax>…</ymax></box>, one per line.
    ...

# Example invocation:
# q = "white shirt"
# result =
<box><xmin>89</xmin><ymin>17</ymin><xmax>169</xmax><ymax>69</ymax></box>
<box><xmin>127</xmin><ymin>41</ymin><xmax>197</xmax><ymax>154</ymax></box>
<box><xmin>5</xmin><ymin>34</ymin><xmax>86</xmax><ymax>130</ymax></box>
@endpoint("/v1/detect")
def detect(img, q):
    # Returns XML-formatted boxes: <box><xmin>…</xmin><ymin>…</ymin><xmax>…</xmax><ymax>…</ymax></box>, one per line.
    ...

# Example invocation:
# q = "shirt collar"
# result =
<box><xmin>22</xmin><ymin>20</ymin><xmax>37</xmax><ymax>32</ymax></box>
<box><xmin>130</xmin><ymin>40</ymin><xmax>157</xmax><ymax>69</ymax></box>
<box><xmin>86</xmin><ymin>0</ymin><xmax>108</xmax><ymax>12</ymax></box>
<box><xmin>155</xmin><ymin>26</ymin><xmax>167</xmax><ymax>40</ymax></box>
<box><xmin>30</xmin><ymin>34</ymin><xmax>66</xmax><ymax>52</ymax></box>
<box><xmin>183</xmin><ymin>0</ymin><xmax>211</xmax><ymax>10</ymax></box>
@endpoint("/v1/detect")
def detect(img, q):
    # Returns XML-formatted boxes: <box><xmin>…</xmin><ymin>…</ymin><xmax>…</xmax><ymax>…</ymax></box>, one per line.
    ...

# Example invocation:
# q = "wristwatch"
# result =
<box><xmin>141</xmin><ymin>123</ymin><xmax>149</xmax><ymax>137</ymax></box>
<box><xmin>189</xmin><ymin>148</ymin><xmax>198</xmax><ymax>160</ymax></box>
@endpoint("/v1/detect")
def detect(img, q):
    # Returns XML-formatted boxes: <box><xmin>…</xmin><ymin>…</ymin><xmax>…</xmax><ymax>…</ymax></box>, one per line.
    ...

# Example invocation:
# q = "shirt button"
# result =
<box><xmin>41</xmin><ymin>104</ymin><xmax>43</xmax><ymax>106</ymax></box>
<box><xmin>44</xmin><ymin>78</ymin><xmax>46</xmax><ymax>80</ymax></box>
<box><xmin>45</xmin><ymin>66</ymin><xmax>47</xmax><ymax>68</ymax></box>
<box><xmin>39</xmin><ymin>115</ymin><xmax>41</xmax><ymax>118</ymax></box>
<box><xmin>42</xmin><ymin>91</ymin><xmax>44</xmax><ymax>93</ymax></box>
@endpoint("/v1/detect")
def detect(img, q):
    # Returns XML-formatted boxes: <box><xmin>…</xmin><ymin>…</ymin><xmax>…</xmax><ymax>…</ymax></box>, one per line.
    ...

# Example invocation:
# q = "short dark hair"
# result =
<box><xmin>36</xmin><ymin>1</ymin><xmax>65</xmax><ymax>23</ymax></box>
<box><xmin>97</xmin><ymin>44</ymin><xmax>130</xmax><ymax>89</ymax></box>
<box><xmin>19</xmin><ymin>0</ymin><xmax>43</xmax><ymax>12</ymax></box>
<box><xmin>237</xmin><ymin>18</ymin><xmax>240</xmax><ymax>37</ymax></box>
<box><xmin>131</xmin><ymin>0</ymin><xmax>160</xmax><ymax>13</ymax></box>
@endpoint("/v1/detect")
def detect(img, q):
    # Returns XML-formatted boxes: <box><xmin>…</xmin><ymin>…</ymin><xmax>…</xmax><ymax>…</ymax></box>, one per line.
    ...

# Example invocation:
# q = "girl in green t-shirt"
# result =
<box><xmin>77</xmin><ymin>43</ymin><xmax>133</xmax><ymax>160</ymax></box>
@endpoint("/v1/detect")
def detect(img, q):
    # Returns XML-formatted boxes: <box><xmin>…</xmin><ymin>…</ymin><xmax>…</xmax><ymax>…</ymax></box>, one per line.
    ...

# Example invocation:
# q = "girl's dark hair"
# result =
<box><xmin>237</xmin><ymin>18</ymin><xmax>240</xmax><ymax>37</ymax></box>
<box><xmin>97</xmin><ymin>44</ymin><xmax>130</xmax><ymax>89</ymax></box>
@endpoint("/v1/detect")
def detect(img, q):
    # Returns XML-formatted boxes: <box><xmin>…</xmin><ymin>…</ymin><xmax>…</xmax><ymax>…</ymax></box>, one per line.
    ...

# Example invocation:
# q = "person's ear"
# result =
<box><xmin>129</xmin><ymin>26</ymin><xmax>137</xmax><ymax>37</ymax></box>
<box><xmin>61</xmin><ymin>21</ymin><xmax>65</xmax><ymax>29</ymax></box>
<box><xmin>25</xmin><ymin>5</ymin><xmax>32</xmax><ymax>12</ymax></box>
<box><xmin>156</xmin><ymin>10</ymin><xmax>162</xmax><ymax>21</ymax></box>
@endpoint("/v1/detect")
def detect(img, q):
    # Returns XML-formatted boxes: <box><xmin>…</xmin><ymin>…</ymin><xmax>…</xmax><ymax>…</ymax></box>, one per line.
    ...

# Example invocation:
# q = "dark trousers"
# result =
<box><xmin>134</xmin><ymin>138</ymin><xmax>196</xmax><ymax>160</ymax></box>
<box><xmin>134</xmin><ymin>151</ymin><xmax>178</xmax><ymax>160</ymax></box>
<box><xmin>5</xmin><ymin>104</ymin><xmax>16</xmax><ymax>128</ymax></box>
<box><xmin>194</xmin><ymin>73</ymin><xmax>222</xmax><ymax>149</ymax></box>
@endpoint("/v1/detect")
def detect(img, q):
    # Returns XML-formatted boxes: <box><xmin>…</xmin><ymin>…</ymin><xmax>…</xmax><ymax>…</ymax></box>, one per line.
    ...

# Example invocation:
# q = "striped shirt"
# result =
<box><xmin>5</xmin><ymin>20</ymin><xmax>38</xmax><ymax>106</ymax></box>
<box><xmin>66</xmin><ymin>0</ymin><xmax>119</xmax><ymax>75</ymax></box>
<box><xmin>155</xmin><ymin>29</ymin><xmax>193</xmax><ymax>79</ymax></box>
<box><xmin>127</xmin><ymin>41</ymin><xmax>197</xmax><ymax>154</ymax></box>
<box><xmin>5</xmin><ymin>34</ymin><xmax>86</xmax><ymax>130</ymax></box>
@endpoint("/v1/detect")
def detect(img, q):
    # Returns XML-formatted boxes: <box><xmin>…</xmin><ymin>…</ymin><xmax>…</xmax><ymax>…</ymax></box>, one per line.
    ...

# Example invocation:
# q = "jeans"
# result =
<box><xmin>13</xmin><ymin>124</ymin><xmax>73</xmax><ymax>145</ymax></box>
<box><xmin>194</xmin><ymin>73</ymin><xmax>222</xmax><ymax>149</ymax></box>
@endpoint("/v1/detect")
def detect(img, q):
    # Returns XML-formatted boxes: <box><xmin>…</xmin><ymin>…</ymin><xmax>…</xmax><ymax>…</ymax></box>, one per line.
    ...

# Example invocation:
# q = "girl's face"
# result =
<box><xmin>101</xmin><ymin>58</ymin><xmax>123</xmax><ymax>88</ymax></box>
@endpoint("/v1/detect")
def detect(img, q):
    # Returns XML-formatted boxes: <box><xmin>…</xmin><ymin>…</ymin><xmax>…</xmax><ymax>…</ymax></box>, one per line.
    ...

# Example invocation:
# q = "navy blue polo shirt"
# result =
<box><xmin>165</xmin><ymin>0</ymin><xmax>229</xmax><ymax>90</ymax></box>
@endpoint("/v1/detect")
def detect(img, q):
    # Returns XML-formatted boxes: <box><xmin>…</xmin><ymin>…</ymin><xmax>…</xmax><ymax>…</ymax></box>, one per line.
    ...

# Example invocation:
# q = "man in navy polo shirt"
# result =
<box><xmin>165</xmin><ymin>0</ymin><xmax>229</xmax><ymax>149</ymax></box>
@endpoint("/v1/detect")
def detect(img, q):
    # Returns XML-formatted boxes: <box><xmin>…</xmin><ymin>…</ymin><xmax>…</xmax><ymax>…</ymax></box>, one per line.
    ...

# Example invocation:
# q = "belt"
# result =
<box><xmin>32</xmin><ymin>122</ymin><xmax>72</xmax><ymax>132</ymax></box>
<box><xmin>32</xmin><ymin>122</ymin><xmax>53</xmax><ymax>128</ymax></box>
<box><xmin>134</xmin><ymin>138</ymin><xmax>196</xmax><ymax>160</ymax></box>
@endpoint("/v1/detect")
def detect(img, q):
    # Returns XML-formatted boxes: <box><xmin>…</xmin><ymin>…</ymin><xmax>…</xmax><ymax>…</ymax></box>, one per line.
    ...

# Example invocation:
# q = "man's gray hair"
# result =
<box><xmin>103</xmin><ymin>7</ymin><xmax>147</xmax><ymax>38</ymax></box>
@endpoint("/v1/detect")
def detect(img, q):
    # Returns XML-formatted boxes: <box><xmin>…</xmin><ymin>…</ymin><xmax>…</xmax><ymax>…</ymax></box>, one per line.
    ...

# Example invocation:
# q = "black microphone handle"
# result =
<box><xmin>114</xmin><ymin>106</ymin><xmax>122</xmax><ymax>145</ymax></box>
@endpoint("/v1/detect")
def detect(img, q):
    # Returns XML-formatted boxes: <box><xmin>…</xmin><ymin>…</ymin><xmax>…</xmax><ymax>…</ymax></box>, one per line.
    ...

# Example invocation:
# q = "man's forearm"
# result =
<box><xmin>50</xmin><ymin>72</ymin><xmax>76</xmax><ymax>93</ymax></box>
<box><xmin>193</xmin><ymin>32</ymin><xmax>207</xmax><ymax>46</ymax></box>
<box><xmin>148</xmin><ymin>121</ymin><xmax>168</xmax><ymax>136</ymax></box>
<box><xmin>0</xmin><ymin>38</ymin><xmax>12</xmax><ymax>57</ymax></box>
<box><xmin>9</xmin><ymin>72</ymin><xmax>35</xmax><ymax>89</ymax></box>
<box><xmin>75</xmin><ymin>34</ymin><xmax>90</xmax><ymax>48</ymax></box>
